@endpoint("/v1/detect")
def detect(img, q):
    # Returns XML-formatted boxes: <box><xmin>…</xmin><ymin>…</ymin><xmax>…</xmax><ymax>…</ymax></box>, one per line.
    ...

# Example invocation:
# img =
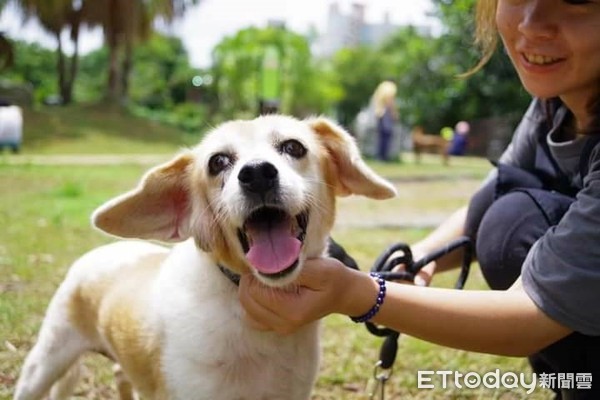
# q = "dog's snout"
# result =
<box><xmin>238</xmin><ymin>161</ymin><xmax>279</xmax><ymax>195</ymax></box>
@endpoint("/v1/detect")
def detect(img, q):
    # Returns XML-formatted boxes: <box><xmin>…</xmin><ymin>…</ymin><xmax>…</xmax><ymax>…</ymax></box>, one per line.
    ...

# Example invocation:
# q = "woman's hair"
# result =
<box><xmin>371</xmin><ymin>81</ymin><xmax>397</xmax><ymax>118</ymax></box>
<box><xmin>461</xmin><ymin>0</ymin><xmax>499</xmax><ymax>77</ymax></box>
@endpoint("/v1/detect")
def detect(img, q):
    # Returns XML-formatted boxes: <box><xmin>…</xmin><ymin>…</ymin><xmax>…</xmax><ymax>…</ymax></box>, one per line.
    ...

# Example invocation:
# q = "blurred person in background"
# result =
<box><xmin>447</xmin><ymin>120</ymin><xmax>471</xmax><ymax>156</ymax></box>
<box><xmin>371</xmin><ymin>80</ymin><xmax>398</xmax><ymax>161</ymax></box>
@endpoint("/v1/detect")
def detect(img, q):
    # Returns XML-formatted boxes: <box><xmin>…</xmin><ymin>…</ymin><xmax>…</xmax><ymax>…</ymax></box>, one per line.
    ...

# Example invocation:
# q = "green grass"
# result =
<box><xmin>17</xmin><ymin>104</ymin><xmax>205</xmax><ymax>154</ymax></box>
<box><xmin>0</xmin><ymin>159</ymin><xmax>554</xmax><ymax>399</ymax></box>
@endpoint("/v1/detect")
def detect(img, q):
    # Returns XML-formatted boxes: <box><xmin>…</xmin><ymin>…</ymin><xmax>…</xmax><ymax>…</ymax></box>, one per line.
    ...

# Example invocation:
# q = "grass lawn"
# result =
<box><xmin>0</xmin><ymin>106</ymin><xmax>555</xmax><ymax>398</ymax></box>
<box><xmin>16</xmin><ymin>105</ymin><xmax>202</xmax><ymax>154</ymax></box>
<box><xmin>0</xmin><ymin>159</ymin><xmax>554</xmax><ymax>399</ymax></box>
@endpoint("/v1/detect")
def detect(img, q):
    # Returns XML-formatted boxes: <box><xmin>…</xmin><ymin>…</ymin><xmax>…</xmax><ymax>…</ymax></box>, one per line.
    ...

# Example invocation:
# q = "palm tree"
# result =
<box><xmin>9</xmin><ymin>0</ymin><xmax>89</xmax><ymax>104</ymax></box>
<box><xmin>7</xmin><ymin>0</ymin><xmax>198</xmax><ymax>104</ymax></box>
<box><xmin>86</xmin><ymin>0</ymin><xmax>198</xmax><ymax>104</ymax></box>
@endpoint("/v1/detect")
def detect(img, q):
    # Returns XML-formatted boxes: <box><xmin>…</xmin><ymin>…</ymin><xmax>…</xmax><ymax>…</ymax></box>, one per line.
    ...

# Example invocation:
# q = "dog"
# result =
<box><xmin>14</xmin><ymin>115</ymin><xmax>396</xmax><ymax>400</ymax></box>
<box><xmin>411</xmin><ymin>126</ymin><xmax>449</xmax><ymax>165</ymax></box>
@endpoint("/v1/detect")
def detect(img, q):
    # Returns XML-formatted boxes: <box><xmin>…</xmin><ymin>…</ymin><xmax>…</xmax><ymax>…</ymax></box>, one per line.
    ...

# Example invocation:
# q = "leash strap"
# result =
<box><xmin>363</xmin><ymin>236</ymin><xmax>473</xmax><ymax>399</ymax></box>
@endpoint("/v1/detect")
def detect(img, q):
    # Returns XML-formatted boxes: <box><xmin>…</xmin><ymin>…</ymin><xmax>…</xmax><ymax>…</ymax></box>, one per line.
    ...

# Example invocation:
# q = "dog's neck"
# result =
<box><xmin>218</xmin><ymin>264</ymin><xmax>241</xmax><ymax>286</ymax></box>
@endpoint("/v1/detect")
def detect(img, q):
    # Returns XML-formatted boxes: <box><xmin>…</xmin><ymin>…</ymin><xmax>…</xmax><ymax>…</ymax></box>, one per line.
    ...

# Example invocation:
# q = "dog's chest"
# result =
<box><xmin>165</xmin><ymin>323</ymin><xmax>320</xmax><ymax>399</ymax></box>
<box><xmin>156</xmin><ymin>246</ymin><xmax>320</xmax><ymax>399</ymax></box>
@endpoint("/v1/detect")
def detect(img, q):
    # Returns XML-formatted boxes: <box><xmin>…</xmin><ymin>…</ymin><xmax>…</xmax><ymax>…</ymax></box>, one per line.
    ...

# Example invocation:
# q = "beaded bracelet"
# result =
<box><xmin>350</xmin><ymin>272</ymin><xmax>387</xmax><ymax>323</ymax></box>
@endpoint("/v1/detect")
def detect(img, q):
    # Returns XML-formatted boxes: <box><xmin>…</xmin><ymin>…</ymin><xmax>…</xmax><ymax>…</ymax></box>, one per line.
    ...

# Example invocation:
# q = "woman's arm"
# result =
<box><xmin>239</xmin><ymin>257</ymin><xmax>571</xmax><ymax>357</ymax></box>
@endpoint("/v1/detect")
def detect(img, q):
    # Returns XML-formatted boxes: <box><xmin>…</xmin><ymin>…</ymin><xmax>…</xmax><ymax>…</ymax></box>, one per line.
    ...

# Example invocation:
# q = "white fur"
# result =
<box><xmin>155</xmin><ymin>240</ymin><xmax>320</xmax><ymax>399</ymax></box>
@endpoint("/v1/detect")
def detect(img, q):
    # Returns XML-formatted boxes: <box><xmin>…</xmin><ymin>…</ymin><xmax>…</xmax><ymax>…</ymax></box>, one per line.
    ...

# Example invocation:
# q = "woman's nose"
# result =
<box><xmin>518</xmin><ymin>0</ymin><xmax>558</xmax><ymax>40</ymax></box>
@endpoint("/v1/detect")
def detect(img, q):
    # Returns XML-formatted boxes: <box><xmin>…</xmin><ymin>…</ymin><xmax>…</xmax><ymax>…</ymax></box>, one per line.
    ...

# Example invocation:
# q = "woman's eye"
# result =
<box><xmin>564</xmin><ymin>0</ymin><xmax>592</xmax><ymax>4</ymax></box>
<box><xmin>208</xmin><ymin>153</ymin><xmax>233</xmax><ymax>175</ymax></box>
<box><xmin>280</xmin><ymin>139</ymin><xmax>307</xmax><ymax>159</ymax></box>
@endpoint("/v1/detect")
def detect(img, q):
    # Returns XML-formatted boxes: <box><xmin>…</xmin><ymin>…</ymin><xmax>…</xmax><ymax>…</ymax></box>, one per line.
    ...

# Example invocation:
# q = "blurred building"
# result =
<box><xmin>313</xmin><ymin>2</ymin><xmax>430</xmax><ymax>58</ymax></box>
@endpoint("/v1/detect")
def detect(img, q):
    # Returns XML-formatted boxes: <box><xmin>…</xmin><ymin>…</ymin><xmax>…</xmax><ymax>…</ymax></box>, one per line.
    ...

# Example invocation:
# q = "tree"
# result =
<box><xmin>84</xmin><ymin>0</ymin><xmax>198</xmax><ymax>104</ymax></box>
<box><xmin>430</xmin><ymin>0</ymin><xmax>530</xmax><ymax>121</ymax></box>
<box><xmin>331</xmin><ymin>46</ymin><xmax>392</xmax><ymax>127</ymax></box>
<box><xmin>7</xmin><ymin>0</ymin><xmax>199</xmax><ymax>105</ymax></box>
<box><xmin>212</xmin><ymin>26</ymin><xmax>340</xmax><ymax>119</ymax></box>
<box><xmin>360</xmin><ymin>0</ymin><xmax>531</xmax><ymax>132</ymax></box>
<box><xmin>8</xmin><ymin>0</ymin><xmax>88</xmax><ymax>104</ymax></box>
<box><xmin>2</xmin><ymin>40</ymin><xmax>57</xmax><ymax>103</ymax></box>
<box><xmin>129</xmin><ymin>34</ymin><xmax>194</xmax><ymax>108</ymax></box>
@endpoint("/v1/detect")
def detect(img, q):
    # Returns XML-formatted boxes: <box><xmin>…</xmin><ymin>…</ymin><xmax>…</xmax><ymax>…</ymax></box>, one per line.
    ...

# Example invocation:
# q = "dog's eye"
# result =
<box><xmin>208</xmin><ymin>153</ymin><xmax>233</xmax><ymax>175</ymax></box>
<box><xmin>280</xmin><ymin>140</ymin><xmax>307</xmax><ymax>159</ymax></box>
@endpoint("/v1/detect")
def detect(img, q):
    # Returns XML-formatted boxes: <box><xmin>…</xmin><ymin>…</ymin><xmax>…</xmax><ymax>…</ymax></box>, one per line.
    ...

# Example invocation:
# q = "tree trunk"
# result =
<box><xmin>120</xmin><ymin>38</ymin><xmax>133</xmax><ymax>104</ymax></box>
<box><xmin>0</xmin><ymin>33</ymin><xmax>14</xmax><ymax>70</ymax></box>
<box><xmin>62</xmin><ymin>12</ymin><xmax>82</xmax><ymax>105</ymax></box>
<box><xmin>106</xmin><ymin>38</ymin><xmax>121</xmax><ymax>102</ymax></box>
<box><xmin>55</xmin><ymin>31</ymin><xmax>67</xmax><ymax>104</ymax></box>
<box><xmin>105</xmin><ymin>0</ymin><xmax>122</xmax><ymax>103</ymax></box>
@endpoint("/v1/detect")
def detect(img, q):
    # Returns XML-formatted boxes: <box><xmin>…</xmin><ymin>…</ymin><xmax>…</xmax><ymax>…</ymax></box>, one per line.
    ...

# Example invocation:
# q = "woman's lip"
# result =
<box><xmin>519</xmin><ymin>52</ymin><xmax>565</xmax><ymax>73</ymax></box>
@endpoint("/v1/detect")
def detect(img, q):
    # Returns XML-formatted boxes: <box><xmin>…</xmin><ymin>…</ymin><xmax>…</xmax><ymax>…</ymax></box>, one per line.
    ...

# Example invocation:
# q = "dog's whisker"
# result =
<box><xmin>301</xmin><ymin>177</ymin><xmax>337</xmax><ymax>191</ymax></box>
<box><xmin>303</xmin><ymin>194</ymin><xmax>330</xmax><ymax>216</ymax></box>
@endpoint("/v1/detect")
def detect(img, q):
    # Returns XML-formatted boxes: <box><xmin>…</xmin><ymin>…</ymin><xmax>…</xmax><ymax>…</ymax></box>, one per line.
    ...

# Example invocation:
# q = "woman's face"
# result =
<box><xmin>496</xmin><ymin>0</ymin><xmax>600</xmax><ymax>109</ymax></box>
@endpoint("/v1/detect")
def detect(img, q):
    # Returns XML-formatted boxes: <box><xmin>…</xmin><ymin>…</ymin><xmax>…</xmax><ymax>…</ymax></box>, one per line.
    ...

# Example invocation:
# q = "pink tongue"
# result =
<box><xmin>246</xmin><ymin>220</ymin><xmax>301</xmax><ymax>274</ymax></box>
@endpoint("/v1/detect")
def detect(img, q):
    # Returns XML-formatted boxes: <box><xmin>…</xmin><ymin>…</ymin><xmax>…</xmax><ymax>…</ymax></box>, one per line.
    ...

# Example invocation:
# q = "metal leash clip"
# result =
<box><xmin>366</xmin><ymin>360</ymin><xmax>394</xmax><ymax>400</ymax></box>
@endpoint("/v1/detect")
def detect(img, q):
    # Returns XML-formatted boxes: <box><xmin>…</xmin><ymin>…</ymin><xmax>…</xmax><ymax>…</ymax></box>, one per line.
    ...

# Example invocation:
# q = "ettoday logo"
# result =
<box><xmin>417</xmin><ymin>369</ymin><xmax>593</xmax><ymax>394</ymax></box>
<box><xmin>418</xmin><ymin>369</ymin><xmax>537</xmax><ymax>394</ymax></box>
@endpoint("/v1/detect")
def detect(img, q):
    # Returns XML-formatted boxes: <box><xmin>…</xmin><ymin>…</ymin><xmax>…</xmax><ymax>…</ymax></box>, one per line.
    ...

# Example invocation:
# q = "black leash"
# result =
<box><xmin>364</xmin><ymin>236</ymin><xmax>473</xmax><ymax>399</ymax></box>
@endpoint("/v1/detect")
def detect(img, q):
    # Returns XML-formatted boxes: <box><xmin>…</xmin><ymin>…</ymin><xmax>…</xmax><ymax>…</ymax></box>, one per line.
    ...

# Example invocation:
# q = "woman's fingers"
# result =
<box><xmin>239</xmin><ymin>275</ymin><xmax>281</xmax><ymax>332</ymax></box>
<box><xmin>239</xmin><ymin>274</ymin><xmax>303</xmax><ymax>335</ymax></box>
<box><xmin>415</xmin><ymin>263</ymin><xmax>435</xmax><ymax>286</ymax></box>
<box><xmin>239</xmin><ymin>257</ymin><xmax>350</xmax><ymax>334</ymax></box>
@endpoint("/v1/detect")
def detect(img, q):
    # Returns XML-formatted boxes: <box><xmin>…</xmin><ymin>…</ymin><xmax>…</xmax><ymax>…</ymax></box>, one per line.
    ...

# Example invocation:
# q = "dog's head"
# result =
<box><xmin>92</xmin><ymin>115</ymin><xmax>396</xmax><ymax>286</ymax></box>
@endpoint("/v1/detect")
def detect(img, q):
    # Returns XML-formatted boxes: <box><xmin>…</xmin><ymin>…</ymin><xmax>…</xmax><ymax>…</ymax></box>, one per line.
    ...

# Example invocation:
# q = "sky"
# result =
<box><xmin>0</xmin><ymin>0</ymin><xmax>436</xmax><ymax>68</ymax></box>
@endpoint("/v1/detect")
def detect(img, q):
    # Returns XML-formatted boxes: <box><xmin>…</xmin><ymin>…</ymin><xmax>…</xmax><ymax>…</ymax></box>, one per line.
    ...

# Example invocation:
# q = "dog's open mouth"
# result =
<box><xmin>238</xmin><ymin>207</ymin><xmax>309</xmax><ymax>278</ymax></box>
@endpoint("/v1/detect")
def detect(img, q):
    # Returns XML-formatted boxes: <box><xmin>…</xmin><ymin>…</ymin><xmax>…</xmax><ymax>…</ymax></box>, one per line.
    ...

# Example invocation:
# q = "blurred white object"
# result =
<box><xmin>0</xmin><ymin>105</ymin><xmax>23</xmax><ymax>152</ymax></box>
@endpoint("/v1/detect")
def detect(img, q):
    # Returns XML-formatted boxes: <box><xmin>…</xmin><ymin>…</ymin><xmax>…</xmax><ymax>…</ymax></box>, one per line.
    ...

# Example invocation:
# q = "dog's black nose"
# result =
<box><xmin>238</xmin><ymin>161</ymin><xmax>279</xmax><ymax>195</ymax></box>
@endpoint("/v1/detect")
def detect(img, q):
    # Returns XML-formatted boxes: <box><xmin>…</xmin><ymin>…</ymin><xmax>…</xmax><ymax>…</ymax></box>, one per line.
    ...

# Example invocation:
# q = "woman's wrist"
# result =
<box><xmin>337</xmin><ymin>268</ymin><xmax>381</xmax><ymax>318</ymax></box>
<box><xmin>349</xmin><ymin>273</ymin><xmax>387</xmax><ymax>322</ymax></box>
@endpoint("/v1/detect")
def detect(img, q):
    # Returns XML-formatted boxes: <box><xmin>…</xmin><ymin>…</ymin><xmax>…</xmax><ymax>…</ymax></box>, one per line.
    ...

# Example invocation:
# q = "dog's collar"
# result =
<box><xmin>218</xmin><ymin>264</ymin><xmax>241</xmax><ymax>286</ymax></box>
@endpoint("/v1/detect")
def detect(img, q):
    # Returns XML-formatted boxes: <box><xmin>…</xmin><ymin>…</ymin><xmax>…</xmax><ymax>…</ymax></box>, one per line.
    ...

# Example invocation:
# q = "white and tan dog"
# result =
<box><xmin>14</xmin><ymin>115</ymin><xmax>396</xmax><ymax>400</ymax></box>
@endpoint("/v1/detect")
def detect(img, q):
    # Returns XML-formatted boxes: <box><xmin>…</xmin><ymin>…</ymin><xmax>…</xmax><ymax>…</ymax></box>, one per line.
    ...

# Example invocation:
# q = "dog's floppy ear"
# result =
<box><xmin>308</xmin><ymin>117</ymin><xmax>397</xmax><ymax>199</ymax></box>
<box><xmin>92</xmin><ymin>152</ymin><xmax>195</xmax><ymax>242</ymax></box>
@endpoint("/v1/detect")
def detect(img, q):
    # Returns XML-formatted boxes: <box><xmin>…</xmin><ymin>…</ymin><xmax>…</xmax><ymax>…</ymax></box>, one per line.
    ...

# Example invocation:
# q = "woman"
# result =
<box><xmin>240</xmin><ymin>1</ymin><xmax>600</xmax><ymax>398</ymax></box>
<box><xmin>371</xmin><ymin>80</ymin><xmax>398</xmax><ymax>161</ymax></box>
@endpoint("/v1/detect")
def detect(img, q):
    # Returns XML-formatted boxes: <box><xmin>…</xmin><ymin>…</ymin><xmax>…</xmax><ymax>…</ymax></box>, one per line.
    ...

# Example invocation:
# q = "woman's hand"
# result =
<box><xmin>239</xmin><ymin>257</ymin><xmax>372</xmax><ymax>335</ymax></box>
<box><xmin>391</xmin><ymin>244</ymin><xmax>436</xmax><ymax>286</ymax></box>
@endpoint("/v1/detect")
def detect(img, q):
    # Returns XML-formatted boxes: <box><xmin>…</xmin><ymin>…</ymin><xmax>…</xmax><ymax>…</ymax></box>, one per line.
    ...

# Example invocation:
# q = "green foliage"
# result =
<box><xmin>212</xmin><ymin>26</ymin><xmax>341</xmax><ymax>118</ymax></box>
<box><xmin>75</xmin><ymin>47</ymin><xmax>108</xmax><ymax>102</ymax></box>
<box><xmin>76</xmin><ymin>34</ymin><xmax>195</xmax><ymax>107</ymax></box>
<box><xmin>331</xmin><ymin>46</ymin><xmax>391</xmax><ymax>126</ymax></box>
<box><xmin>74</xmin><ymin>34</ymin><xmax>210</xmax><ymax>133</ymax></box>
<box><xmin>2</xmin><ymin>40</ymin><xmax>58</xmax><ymax>103</ymax></box>
<box><xmin>2</xmin><ymin>0</ymin><xmax>533</xmax><ymax>138</ymax></box>
<box><xmin>400</xmin><ymin>0</ymin><xmax>531</xmax><ymax>130</ymax></box>
<box><xmin>129</xmin><ymin>102</ymin><xmax>210</xmax><ymax>133</ymax></box>
<box><xmin>129</xmin><ymin>34</ymin><xmax>194</xmax><ymax>108</ymax></box>
<box><xmin>329</xmin><ymin>0</ymin><xmax>529</xmax><ymax>133</ymax></box>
